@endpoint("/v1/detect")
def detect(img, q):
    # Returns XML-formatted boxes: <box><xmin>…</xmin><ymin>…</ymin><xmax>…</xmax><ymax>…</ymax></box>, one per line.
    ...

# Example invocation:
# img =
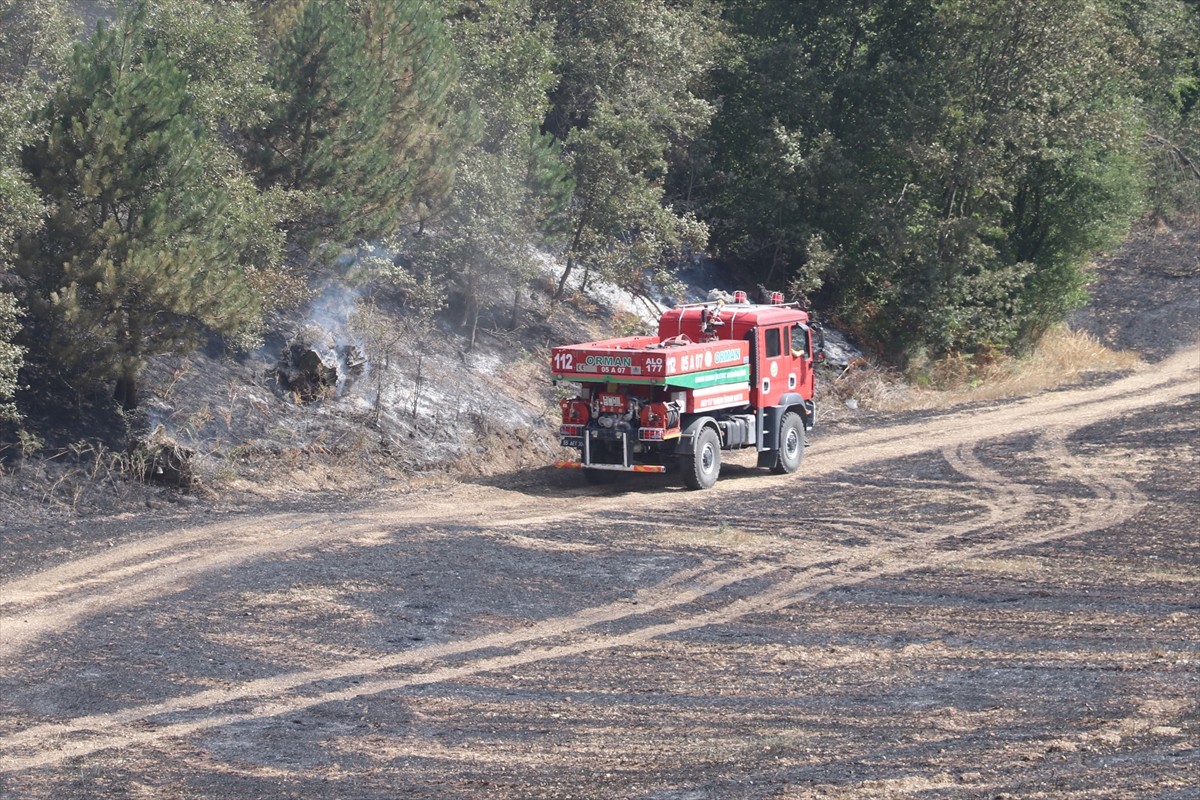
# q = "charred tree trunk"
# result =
<box><xmin>554</xmin><ymin>253</ymin><xmax>576</xmax><ymax>301</ymax></box>
<box><xmin>508</xmin><ymin>284</ymin><xmax>521</xmax><ymax>330</ymax></box>
<box><xmin>553</xmin><ymin>219</ymin><xmax>587</xmax><ymax>301</ymax></box>
<box><xmin>114</xmin><ymin>375</ymin><xmax>139</xmax><ymax>410</ymax></box>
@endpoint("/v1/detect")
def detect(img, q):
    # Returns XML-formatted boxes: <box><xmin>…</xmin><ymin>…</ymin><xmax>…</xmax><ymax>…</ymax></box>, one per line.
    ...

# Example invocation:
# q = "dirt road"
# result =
<box><xmin>1</xmin><ymin>347</ymin><xmax>1197</xmax><ymax>799</ymax></box>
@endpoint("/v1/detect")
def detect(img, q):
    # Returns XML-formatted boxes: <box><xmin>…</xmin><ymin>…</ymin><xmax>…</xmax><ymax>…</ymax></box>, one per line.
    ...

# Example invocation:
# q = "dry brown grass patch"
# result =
<box><xmin>824</xmin><ymin>325</ymin><xmax>1141</xmax><ymax>413</ymax></box>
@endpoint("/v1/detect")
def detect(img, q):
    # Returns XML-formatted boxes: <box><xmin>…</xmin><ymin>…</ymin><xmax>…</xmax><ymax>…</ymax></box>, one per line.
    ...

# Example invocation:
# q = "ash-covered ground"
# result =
<box><xmin>0</xmin><ymin>223</ymin><xmax>1197</xmax><ymax>799</ymax></box>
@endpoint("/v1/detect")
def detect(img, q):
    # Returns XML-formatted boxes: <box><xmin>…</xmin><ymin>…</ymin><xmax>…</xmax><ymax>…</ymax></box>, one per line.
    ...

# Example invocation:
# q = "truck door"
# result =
<box><xmin>789</xmin><ymin>323</ymin><xmax>815</xmax><ymax>398</ymax></box>
<box><xmin>757</xmin><ymin>325</ymin><xmax>788</xmax><ymax>408</ymax></box>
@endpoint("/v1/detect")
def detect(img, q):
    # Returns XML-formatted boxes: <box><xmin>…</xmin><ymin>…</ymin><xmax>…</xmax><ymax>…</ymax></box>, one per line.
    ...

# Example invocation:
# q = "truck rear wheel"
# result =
<box><xmin>682</xmin><ymin>426</ymin><xmax>721</xmax><ymax>490</ymax></box>
<box><xmin>770</xmin><ymin>411</ymin><xmax>805</xmax><ymax>474</ymax></box>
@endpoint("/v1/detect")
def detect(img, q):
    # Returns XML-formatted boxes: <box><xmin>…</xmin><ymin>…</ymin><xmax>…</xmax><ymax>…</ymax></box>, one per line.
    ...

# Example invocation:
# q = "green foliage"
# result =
<box><xmin>1118</xmin><ymin>0</ymin><xmax>1200</xmax><ymax>220</ymax></box>
<box><xmin>0</xmin><ymin>293</ymin><xmax>23</xmax><ymax>421</ymax></box>
<box><xmin>558</xmin><ymin>102</ymin><xmax>708</xmax><ymax>301</ymax></box>
<box><xmin>705</xmin><ymin>0</ymin><xmax>1153</xmax><ymax>359</ymax></box>
<box><xmin>401</xmin><ymin>149</ymin><xmax>536</xmax><ymax>346</ymax></box>
<box><xmin>143</xmin><ymin>0</ymin><xmax>291</xmax><ymax>329</ymax></box>
<box><xmin>0</xmin><ymin>0</ymin><xmax>74</xmax><ymax>84</ymax></box>
<box><xmin>0</xmin><ymin>1</ymin><xmax>76</xmax><ymax>419</ymax></box>
<box><xmin>250</xmin><ymin>0</ymin><xmax>468</xmax><ymax>245</ymax></box>
<box><xmin>13</xmin><ymin>6</ymin><xmax>265</xmax><ymax>407</ymax></box>
<box><xmin>3</xmin><ymin>0</ymin><xmax>1189</xmax><ymax>431</ymax></box>
<box><xmin>0</xmin><ymin>90</ymin><xmax>45</xmax><ymax>270</ymax></box>
<box><xmin>141</xmin><ymin>0</ymin><xmax>272</xmax><ymax>128</ymax></box>
<box><xmin>0</xmin><ymin>0</ymin><xmax>73</xmax><ymax>265</ymax></box>
<box><xmin>361</xmin><ymin>0</ymin><xmax>473</xmax><ymax>225</ymax></box>
<box><xmin>249</xmin><ymin>0</ymin><xmax>391</xmax><ymax>242</ymax></box>
<box><xmin>394</xmin><ymin>0</ymin><xmax>561</xmax><ymax>344</ymax></box>
<box><xmin>535</xmin><ymin>0</ymin><xmax>716</xmax><ymax>301</ymax></box>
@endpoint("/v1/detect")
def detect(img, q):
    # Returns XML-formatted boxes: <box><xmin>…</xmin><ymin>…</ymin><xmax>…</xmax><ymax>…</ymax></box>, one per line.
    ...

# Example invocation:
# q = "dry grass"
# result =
<box><xmin>0</xmin><ymin>438</ymin><xmax>157</xmax><ymax>517</ymax></box>
<box><xmin>824</xmin><ymin>325</ymin><xmax>1142</xmax><ymax>413</ymax></box>
<box><xmin>955</xmin><ymin>324</ymin><xmax>1142</xmax><ymax>400</ymax></box>
<box><xmin>663</xmin><ymin>523</ymin><xmax>793</xmax><ymax>554</ymax></box>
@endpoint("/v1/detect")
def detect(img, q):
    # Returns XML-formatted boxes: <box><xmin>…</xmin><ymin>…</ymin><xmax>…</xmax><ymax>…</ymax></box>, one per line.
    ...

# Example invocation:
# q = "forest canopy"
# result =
<box><xmin>1</xmin><ymin>0</ymin><xmax>1196</xmax><ymax>412</ymax></box>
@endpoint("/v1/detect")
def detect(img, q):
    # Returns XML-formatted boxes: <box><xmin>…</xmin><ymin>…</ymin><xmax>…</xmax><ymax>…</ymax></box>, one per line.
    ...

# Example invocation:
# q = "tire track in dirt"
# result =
<box><xmin>812</xmin><ymin>345</ymin><xmax>1197</xmax><ymax>473</ymax></box>
<box><xmin>0</xmin><ymin>496</ymin><xmax>662</xmax><ymax>660</ymax></box>
<box><xmin>0</xmin><ymin>413</ymin><xmax>1154</xmax><ymax>772</ymax></box>
<box><xmin>0</xmin><ymin>496</ymin><xmax>574</xmax><ymax>611</ymax></box>
<box><xmin>0</xmin><ymin>513</ymin><xmax>383</xmax><ymax>659</ymax></box>
<box><xmin>0</xmin><ymin>490</ymin><xmax>614</xmax><ymax>613</ymax></box>
<box><xmin>0</xmin><ymin>559</ymin><xmax>779</xmax><ymax>767</ymax></box>
<box><xmin>2</xmin><ymin>347</ymin><xmax>1193</xmax><ymax>662</ymax></box>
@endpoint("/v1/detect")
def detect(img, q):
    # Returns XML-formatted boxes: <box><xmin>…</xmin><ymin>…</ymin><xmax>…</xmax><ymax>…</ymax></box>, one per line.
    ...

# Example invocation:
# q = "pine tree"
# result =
<box><xmin>360</xmin><ymin>0</ymin><xmax>472</xmax><ymax>228</ymax></box>
<box><xmin>250</xmin><ymin>0</ymin><xmax>469</xmax><ymax>244</ymax></box>
<box><xmin>532</xmin><ymin>0</ymin><xmax>715</xmax><ymax>301</ymax></box>
<box><xmin>250</xmin><ymin>0</ymin><xmax>391</xmax><ymax>243</ymax></box>
<box><xmin>14</xmin><ymin>6</ymin><xmax>261</xmax><ymax>408</ymax></box>
<box><xmin>1</xmin><ymin>0</ymin><xmax>75</xmax><ymax>421</ymax></box>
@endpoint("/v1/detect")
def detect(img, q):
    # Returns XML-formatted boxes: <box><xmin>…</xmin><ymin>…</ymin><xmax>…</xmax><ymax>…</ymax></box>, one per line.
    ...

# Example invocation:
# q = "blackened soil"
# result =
<box><xmin>1</xmin><ymin>360</ymin><xmax>1196</xmax><ymax>799</ymax></box>
<box><xmin>2</xmin><ymin>222</ymin><xmax>1197</xmax><ymax>798</ymax></box>
<box><xmin>1072</xmin><ymin>224</ymin><xmax>1200</xmax><ymax>361</ymax></box>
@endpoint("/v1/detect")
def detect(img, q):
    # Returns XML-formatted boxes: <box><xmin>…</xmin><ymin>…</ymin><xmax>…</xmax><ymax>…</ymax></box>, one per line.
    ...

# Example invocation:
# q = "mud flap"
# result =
<box><xmin>674</xmin><ymin>417</ymin><xmax>716</xmax><ymax>455</ymax></box>
<box><xmin>759</xmin><ymin>406</ymin><xmax>783</xmax><ymax>451</ymax></box>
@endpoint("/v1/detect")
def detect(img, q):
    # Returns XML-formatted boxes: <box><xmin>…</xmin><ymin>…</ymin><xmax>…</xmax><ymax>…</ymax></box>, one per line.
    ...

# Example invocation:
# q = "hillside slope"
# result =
<box><xmin>1</xmin><ymin>223</ymin><xmax>1196</xmax><ymax>525</ymax></box>
<box><xmin>1</xmin><ymin>281</ymin><xmax>1196</xmax><ymax>799</ymax></box>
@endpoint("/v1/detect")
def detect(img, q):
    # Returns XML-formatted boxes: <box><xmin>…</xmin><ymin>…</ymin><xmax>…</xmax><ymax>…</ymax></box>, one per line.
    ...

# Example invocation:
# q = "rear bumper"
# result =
<box><xmin>554</xmin><ymin>461</ymin><xmax>667</xmax><ymax>473</ymax></box>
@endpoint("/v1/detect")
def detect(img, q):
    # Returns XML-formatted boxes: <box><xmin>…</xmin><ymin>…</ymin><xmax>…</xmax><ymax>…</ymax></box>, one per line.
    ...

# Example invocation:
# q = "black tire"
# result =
<box><xmin>770</xmin><ymin>411</ymin><xmax>805</xmax><ymax>474</ymax></box>
<box><xmin>582</xmin><ymin>467</ymin><xmax>619</xmax><ymax>484</ymax></box>
<box><xmin>681</xmin><ymin>426</ymin><xmax>722</xmax><ymax>490</ymax></box>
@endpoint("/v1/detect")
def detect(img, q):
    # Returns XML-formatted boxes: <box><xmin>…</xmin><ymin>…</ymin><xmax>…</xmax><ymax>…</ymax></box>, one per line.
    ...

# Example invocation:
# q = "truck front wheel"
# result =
<box><xmin>770</xmin><ymin>411</ymin><xmax>805</xmax><ymax>474</ymax></box>
<box><xmin>682</xmin><ymin>426</ymin><xmax>722</xmax><ymax>490</ymax></box>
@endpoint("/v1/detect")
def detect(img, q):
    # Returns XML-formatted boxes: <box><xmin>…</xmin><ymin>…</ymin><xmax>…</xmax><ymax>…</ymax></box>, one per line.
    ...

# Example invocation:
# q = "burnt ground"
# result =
<box><xmin>1071</xmin><ymin>224</ymin><xmax>1200</xmax><ymax>361</ymax></box>
<box><xmin>1</xmin><ymin>223</ymin><xmax>1198</xmax><ymax>798</ymax></box>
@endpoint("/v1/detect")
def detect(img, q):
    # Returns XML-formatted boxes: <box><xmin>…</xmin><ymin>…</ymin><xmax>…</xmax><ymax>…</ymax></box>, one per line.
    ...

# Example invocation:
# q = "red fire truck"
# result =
<box><xmin>551</xmin><ymin>291</ymin><xmax>818</xmax><ymax>489</ymax></box>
